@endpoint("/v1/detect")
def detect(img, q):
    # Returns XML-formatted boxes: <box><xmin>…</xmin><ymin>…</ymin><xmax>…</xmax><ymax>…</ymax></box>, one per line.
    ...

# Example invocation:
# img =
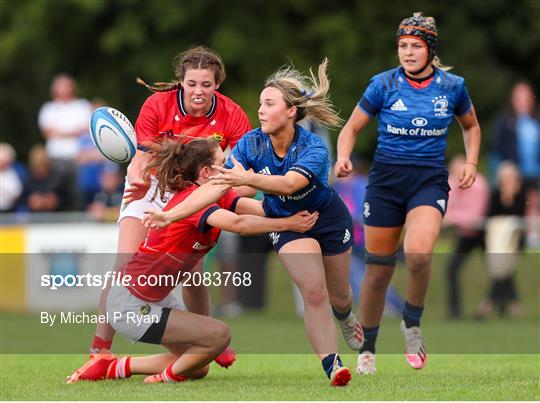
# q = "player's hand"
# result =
<box><xmin>459</xmin><ymin>163</ymin><xmax>477</xmax><ymax>189</ymax></box>
<box><xmin>142</xmin><ymin>209</ymin><xmax>172</xmax><ymax>229</ymax></box>
<box><xmin>334</xmin><ymin>158</ymin><xmax>353</xmax><ymax>178</ymax></box>
<box><xmin>210</xmin><ymin>155</ymin><xmax>251</xmax><ymax>187</ymax></box>
<box><xmin>285</xmin><ymin>210</ymin><xmax>319</xmax><ymax>233</ymax></box>
<box><xmin>123</xmin><ymin>179</ymin><xmax>150</xmax><ymax>203</ymax></box>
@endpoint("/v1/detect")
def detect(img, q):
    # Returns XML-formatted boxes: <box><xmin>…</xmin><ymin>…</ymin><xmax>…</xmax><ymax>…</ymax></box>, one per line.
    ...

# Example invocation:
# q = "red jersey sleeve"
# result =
<box><xmin>195</xmin><ymin>189</ymin><xmax>240</xmax><ymax>232</ymax></box>
<box><xmin>225</xmin><ymin>106</ymin><xmax>251</xmax><ymax>149</ymax></box>
<box><xmin>135</xmin><ymin>94</ymin><xmax>161</xmax><ymax>145</ymax></box>
<box><xmin>218</xmin><ymin>189</ymin><xmax>241</xmax><ymax>212</ymax></box>
<box><xmin>185</xmin><ymin>204</ymin><xmax>221</xmax><ymax>234</ymax></box>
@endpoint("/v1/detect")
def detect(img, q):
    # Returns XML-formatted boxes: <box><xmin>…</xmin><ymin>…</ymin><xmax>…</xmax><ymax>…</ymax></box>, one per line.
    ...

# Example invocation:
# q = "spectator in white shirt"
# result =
<box><xmin>38</xmin><ymin>74</ymin><xmax>92</xmax><ymax>209</ymax></box>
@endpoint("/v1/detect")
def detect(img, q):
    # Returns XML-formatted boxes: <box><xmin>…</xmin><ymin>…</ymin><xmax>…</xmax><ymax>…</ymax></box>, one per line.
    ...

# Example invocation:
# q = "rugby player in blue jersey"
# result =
<box><xmin>144</xmin><ymin>59</ymin><xmax>361</xmax><ymax>386</ymax></box>
<box><xmin>334</xmin><ymin>12</ymin><xmax>481</xmax><ymax>374</ymax></box>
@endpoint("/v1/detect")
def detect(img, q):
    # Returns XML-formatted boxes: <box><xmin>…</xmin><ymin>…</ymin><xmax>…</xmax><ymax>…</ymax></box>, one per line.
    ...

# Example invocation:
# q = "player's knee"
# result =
<box><xmin>364</xmin><ymin>269</ymin><xmax>393</xmax><ymax>292</ymax></box>
<box><xmin>406</xmin><ymin>252</ymin><xmax>431</xmax><ymax>275</ymax></box>
<box><xmin>302</xmin><ymin>284</ymin><xmax>329</xmax><ymax>309</ymax></box>
<box><xmin>212</xmin><ymin>322</ymin><xmax>231</xmax><ymax>351</ymax></box>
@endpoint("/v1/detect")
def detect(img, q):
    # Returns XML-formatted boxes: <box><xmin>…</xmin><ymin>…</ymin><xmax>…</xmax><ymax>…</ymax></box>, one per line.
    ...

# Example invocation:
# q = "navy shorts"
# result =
<box><xmin>363</xmin><ymin>161</ymin><xmax>450</xmax><ymax>227</ymax></box>
<box><xmin>269</xmin><ymin>191</ymin><xmax>354</xmax><ymax>256</ymax></box>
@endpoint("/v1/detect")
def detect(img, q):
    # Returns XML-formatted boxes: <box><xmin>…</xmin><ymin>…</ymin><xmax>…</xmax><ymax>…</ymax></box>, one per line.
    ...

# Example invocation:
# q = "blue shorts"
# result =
<box><xmin>269</xmin><ymin>191</ymin><xmax>354</xmax><ymax>256</ymax></box>
<box><xmin>363</xmin><ymin>161</ymin><xmax>450</xmax><ymax>227</ymax></box>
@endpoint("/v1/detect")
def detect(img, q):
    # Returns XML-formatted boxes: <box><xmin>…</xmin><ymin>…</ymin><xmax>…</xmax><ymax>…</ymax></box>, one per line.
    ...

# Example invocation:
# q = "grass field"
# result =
<box><xmin>1</xmin><ymin>354</ymin><xmax>538</xmax><ymax>400</ymax></box>
<box><xmin>1</xmin><ymin>240</ymin><xmax>539</xmax><ymax>400</ymax></box>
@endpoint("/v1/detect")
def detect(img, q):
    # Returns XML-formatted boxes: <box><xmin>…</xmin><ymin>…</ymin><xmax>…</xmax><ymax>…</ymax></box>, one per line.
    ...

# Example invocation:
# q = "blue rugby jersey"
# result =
<box><xmin>225</xmin><ymin>125</ymin><xmax>334</xmax><ymax>217</ymax></box>
<box><xmin>358</xmin><ymin>67</ymin><xmax>472</xmax><ymax>167</ymax></box>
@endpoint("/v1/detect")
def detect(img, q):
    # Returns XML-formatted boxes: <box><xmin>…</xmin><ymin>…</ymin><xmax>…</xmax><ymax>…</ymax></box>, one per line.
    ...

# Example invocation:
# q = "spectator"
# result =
<box><xmin>443</xmin><ymin>154</ymin><xmax>490</xmax><ymax>318</ymax></box>
<box><xmin>88</xmin><ymin>163</ymin><xmax>123</xmax><ymax>222</ymax></box>
<box><xmin>475</xmin><ymin>161</ymin><xmax>526</xmax><ymax>319</ymax></box>
<box><xmin>38</xmin><ymin>74</ymin><xmax>93</xmax><ymax>209</ymax></box>
<box><xmin>492</xmin><ymin>81</ymin><xmax>540</xmax><ymax>247</ymax></box>
<box><xmin>22</xmin><ymin>144</ymin><xmax>70</xmax><ymax>212</ymax></box>
<box><xmin>0</xmin><ymin>143</ymin><xmax>25</xmax><ymax>212</ymax></box>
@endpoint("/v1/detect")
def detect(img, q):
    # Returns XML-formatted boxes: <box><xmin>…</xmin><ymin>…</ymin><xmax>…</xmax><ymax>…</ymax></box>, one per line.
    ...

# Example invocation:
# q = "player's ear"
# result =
<box><xmin>288</xmin><ymin>105</ymin><xmax>297</xmax><ymax>119</ymax></box>
<box><xmin>200</xmin><ymin>165</ymin><xmax>211</xmax><ymax>179</ymax></box>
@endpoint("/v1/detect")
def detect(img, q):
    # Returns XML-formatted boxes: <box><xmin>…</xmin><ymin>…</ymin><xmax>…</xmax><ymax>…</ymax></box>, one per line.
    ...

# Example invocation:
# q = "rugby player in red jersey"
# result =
<box><xmin>68</xmin><ymin>138</ymin><xmax>317</xmax><ymax>384</ymax></box>
<box><xmin>85</xmin><ymin>47</ymin><xmax>251</xmax><ymax>371</ymax></box>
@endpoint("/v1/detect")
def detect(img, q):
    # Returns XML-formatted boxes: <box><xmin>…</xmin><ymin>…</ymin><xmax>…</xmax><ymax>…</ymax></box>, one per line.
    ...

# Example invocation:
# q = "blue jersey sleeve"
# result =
<box><xmin>289</xmin><ymin>142</ymin><xmax>328</xmax><ymax>180</ymax></box>
<box><xmin>357</xmin><ymin>77</ymin><xmax>384</xmax><ymax>118</ymax></box>
<box><xmin>224</xmin><ymin>136</ymin><xmax>251</xmax><ymax>170</ymax></box>
<box><xmin>454</xmin><ymin>80</ymin><xmax>472</xmax><ymax>116</ymax></box>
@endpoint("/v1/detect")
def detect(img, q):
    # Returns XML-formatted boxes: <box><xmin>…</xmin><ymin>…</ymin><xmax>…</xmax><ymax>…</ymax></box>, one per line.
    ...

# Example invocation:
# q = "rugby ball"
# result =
<box><xmin>89</xmin><ymin>107</ymin><xmax>137</xmax><ymax>163</ymax></box>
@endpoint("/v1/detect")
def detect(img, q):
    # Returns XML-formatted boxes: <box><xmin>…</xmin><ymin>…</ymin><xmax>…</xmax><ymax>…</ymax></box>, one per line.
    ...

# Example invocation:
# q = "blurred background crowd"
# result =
<box><xmin>1</xmin><ymin>0</ymin><xmax>538</xmax><ymax>321</ymax></box>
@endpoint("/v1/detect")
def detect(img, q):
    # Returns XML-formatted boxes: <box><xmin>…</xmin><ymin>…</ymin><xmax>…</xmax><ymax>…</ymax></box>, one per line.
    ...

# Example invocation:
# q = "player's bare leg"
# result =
<box><xmin>68</xmin><ymin>351</ymin><xmax>208</xmax><ymax>383</ymax></box>
<box><xmin>182</xmin><ymin>261</ymin><xmax>236</xmax><ymax>368</ymax></box>
<box><xmin>130</xmin><ymin>350</ymin><xmax>209</xmax><ymax>380</ymax></box>
<box><xmin>278</xmin><ymin>239</ymin><xmax>337</xmax><ymax>357</ymax></box>
<box><xmin>400</xmin><ymin>206</ymin><xmax>442</xmax><ymax>370</ymax></box>
<box><xmin>278</xmin><ymin>238</ymin><xmax>351</xmax><ymax>386</ymax></box>
<box><xmin>403</xmin><ymin>207</ymin><xmax>440</xmax><ymax>307</ymax></box>
<box><xmin>360</xmin><ymin>226</ymin><xmax>401</xmax><ymax>326</ymax></box>
<box><xmin>91</xmin><ymin>217</ymin><xmax>147</xmax><ymax>354</ymax></box>
<box><xmin>357</xmin><ymin>225</ymin><xmax>401</xmax><ymax>375</ymax></box>
<box><xmin>323</xmin><ymin>249</ymin><xmax>364</xmax><ymax>350</ymax></box>
<box><xmin>143</xmin><ymin>309</ymin><xmax>230</xmax><ymax>383</ymax></box>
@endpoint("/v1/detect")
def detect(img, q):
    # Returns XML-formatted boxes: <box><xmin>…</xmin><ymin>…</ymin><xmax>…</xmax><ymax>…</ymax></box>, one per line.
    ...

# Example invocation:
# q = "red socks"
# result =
<box><xmin>107</xmin><ymin>357</ymin><xmax>131</xmax><ymax>379</ymax></box>
<box><xmin>161</xmin><ymin>363</ymin><xmax>189</xmax><ymax>383</ymax></box>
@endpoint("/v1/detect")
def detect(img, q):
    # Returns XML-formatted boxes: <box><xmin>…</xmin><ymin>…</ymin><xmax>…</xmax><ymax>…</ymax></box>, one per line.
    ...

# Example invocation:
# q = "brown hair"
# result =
<box><xmin>264</xmin><ymin>58</ymin><xmax>342</xmax><ymax>127</ymax></box>
<box><xmin>143</xmin><ymin>137</ymin><xmax>220</xmax><ymax>201</ymax></box>
<box><xmin>137</xmin><ymin>46</ymin><xmax>226</xmax><ymax>93</ymax></box>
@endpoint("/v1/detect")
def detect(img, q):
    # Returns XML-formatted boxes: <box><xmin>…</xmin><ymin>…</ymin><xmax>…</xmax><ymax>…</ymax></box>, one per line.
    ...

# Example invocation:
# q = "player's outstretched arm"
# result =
<box><xmin>206</xmin><ymin>209</ymin><xmax>318</xmax><ymax>236</ymax></box>
<box><xmin>456</xmin><ymin>106</ymin><xmax>481</xmax><ymax>189</ymax></box>
<box><xmin>142</xmin><ymin>182</ymin><xmax>230</xmax><ymax>229</ymax></box>
<box><xmin>335</xmin><ymin>107</ymin><xmax>371</xmax><ymax>178</ymax></box>
<box><xmin>211</xmin><ymin>156</ymin><xmax>309</xmax><ymax>196</ymax></box>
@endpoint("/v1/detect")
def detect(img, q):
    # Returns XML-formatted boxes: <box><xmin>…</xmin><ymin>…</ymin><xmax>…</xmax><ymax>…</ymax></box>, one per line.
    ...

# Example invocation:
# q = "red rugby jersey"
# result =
<box><xmin>123</xmin><ymin>185</ymin><xmax>240</xmax><ymax>302</ymax></box>
<box><xmin>135</xmin><ymin>89</ymin><xmax>251</xmax><ymax>150</ymax></box>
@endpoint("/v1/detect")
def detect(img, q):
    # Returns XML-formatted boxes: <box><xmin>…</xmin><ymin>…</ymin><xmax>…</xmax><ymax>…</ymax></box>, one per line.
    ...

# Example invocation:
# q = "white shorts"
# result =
<box><xmin>118</xmin><ymin>176</ymin><xmax>173</xmax><ymax>222</ymax></box>
<box><xmin>106</xmin><ymin>284</ymin><xmax>183</xmax><ymax>343</ymax></box>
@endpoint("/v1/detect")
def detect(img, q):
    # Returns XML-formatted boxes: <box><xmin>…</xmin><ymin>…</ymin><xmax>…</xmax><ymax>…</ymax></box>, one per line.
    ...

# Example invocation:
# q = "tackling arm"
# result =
<box><xmin>142</xmin><ymin>182</ymin><xmax>230</xmax><ymax>229</ymax></box>
<box><xmin>205</xmin><ymin>209</ymin><xmax>318</xmax><ymax>236</ymax></box>
<box><xmin>211</xmin><ymin>156</ymin><xmax>309</xmax><ymax>196</ymax></box>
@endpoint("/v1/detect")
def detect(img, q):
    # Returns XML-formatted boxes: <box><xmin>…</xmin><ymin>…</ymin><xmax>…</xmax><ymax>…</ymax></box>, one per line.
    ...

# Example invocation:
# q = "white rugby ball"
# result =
<box><xmin>89</xmin><ymin>107</ymin><xmax>137</xmax><ymax>163</ymax></box>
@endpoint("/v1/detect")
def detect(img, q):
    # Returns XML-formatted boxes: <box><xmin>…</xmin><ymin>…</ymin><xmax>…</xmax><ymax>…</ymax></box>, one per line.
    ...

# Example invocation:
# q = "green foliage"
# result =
<box><xmin>1</xmin><ymin>0</ymin><xmax>539</xmax><ymax>162</ymax></box>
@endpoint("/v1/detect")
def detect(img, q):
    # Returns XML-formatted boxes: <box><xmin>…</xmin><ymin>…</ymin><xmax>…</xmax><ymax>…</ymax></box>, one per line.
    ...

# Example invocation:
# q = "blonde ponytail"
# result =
<box><xmin>432</xmin><ymin>56</ymin><xmax>453</xmax><ymax>71</ymax></box>
<box><xmin>265</xmin><ymin>58</ymin><xmax>342</xmax><ymax>128</ymax></box>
